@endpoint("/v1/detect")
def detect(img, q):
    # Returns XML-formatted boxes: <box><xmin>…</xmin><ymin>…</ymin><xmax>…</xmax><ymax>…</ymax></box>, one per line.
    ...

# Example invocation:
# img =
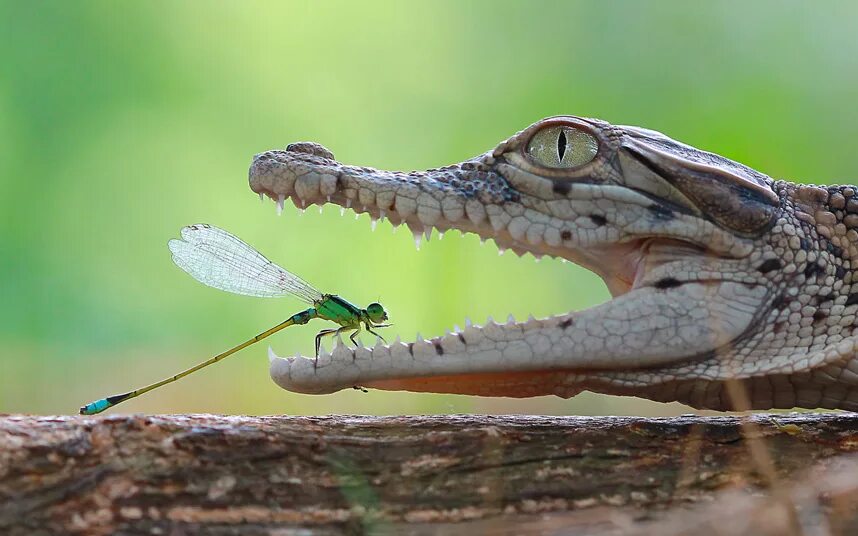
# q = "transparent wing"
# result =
<box><xmin>167</xmin><ymin>224</ymin><xmax>323</xmax><ymax>303</ymax></box>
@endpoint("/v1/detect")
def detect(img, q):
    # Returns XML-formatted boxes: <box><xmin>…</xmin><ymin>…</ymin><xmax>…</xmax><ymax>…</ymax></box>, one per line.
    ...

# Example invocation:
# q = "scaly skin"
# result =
<box><xmin>249</xmin><ymin>116</ymin><xmax>858</xmax><ymax>411</ymax></box>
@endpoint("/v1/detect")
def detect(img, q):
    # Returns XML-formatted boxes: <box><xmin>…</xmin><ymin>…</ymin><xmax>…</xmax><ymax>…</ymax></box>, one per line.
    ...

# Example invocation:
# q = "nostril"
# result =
<box><xmin>285</xmin><ymin>142</ymin><xmax>336</xmax><ymax>161</ymax></box>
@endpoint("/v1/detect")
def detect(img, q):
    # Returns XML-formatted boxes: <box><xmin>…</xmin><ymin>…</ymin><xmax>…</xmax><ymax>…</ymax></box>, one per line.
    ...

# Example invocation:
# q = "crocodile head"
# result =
<box><xmin>249</xmin><ymin>116</ymin><xmax>852</xmax><ymax>409</ymax></box>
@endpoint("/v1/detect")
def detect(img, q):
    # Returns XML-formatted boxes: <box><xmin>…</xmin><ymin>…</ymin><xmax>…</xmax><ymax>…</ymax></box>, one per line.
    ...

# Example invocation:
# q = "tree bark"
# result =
<box><xmin>1</xmin><ymin>413</ymin><xmax>857</xmax><ymax>535</ymax></box>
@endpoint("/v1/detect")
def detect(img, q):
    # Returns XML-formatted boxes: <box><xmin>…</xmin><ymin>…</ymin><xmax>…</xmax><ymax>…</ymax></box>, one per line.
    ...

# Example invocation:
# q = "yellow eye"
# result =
<box><xmin>525</xmin><ymin>125</ymin><xmax>598</xmax><ymax>168</ymax></box>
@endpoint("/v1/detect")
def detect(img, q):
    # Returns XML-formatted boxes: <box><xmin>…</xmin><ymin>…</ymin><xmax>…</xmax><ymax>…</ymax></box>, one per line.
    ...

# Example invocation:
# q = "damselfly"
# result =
<box><xmin>79</xmin><ymin>224</ymin><xmax>390</xmax><ymax>415</ymax></box>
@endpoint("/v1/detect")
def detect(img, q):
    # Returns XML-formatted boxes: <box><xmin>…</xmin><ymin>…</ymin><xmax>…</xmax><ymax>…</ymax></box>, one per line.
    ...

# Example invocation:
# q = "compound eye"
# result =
<box><xmin>366</xmin><ymin>302</ymin><xmax>387</xmax><ymax>321</ymax></box>
<box><xmin>526</xmin><ymin>125</ymin><xmax>598</xmax><ymax>168</ymax></box>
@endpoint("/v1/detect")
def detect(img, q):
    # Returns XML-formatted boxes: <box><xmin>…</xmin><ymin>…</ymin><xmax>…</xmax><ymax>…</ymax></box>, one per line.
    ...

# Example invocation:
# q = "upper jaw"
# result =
<box><xmin>248</xmin><ymin>141</ymin><xmax>639</xmax><ymax>287</ymax></box>
<box><xmin>248</xmin><ymin>133</ymin><xmax>749</xmax><ymax>292</ymax></box>
<box><xmin>249</xmin><ymin>142</ymin><xmax>521</xmax><ymax>250</ymax></box>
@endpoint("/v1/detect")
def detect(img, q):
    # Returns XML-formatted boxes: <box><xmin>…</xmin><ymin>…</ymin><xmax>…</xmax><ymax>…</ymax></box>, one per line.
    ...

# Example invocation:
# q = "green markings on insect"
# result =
<box><xmin>79</xmin><ymin>224</ymin><xmax>391</xmax><ymax>416</ymax></box>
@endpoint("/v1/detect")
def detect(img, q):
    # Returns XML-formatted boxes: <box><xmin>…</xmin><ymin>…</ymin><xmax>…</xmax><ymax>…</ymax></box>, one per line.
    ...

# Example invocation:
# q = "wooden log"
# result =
<box><xmin>1</xmin><ymin>413</ymin><xmax>857</xmax><ymax>535</ymax></box>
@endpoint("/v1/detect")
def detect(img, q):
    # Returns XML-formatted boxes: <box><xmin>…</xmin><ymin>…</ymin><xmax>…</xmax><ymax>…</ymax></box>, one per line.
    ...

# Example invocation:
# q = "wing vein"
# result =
<box><xmin>167</xmin><ymin>224</ymin><xmax>322</xmax><ymax>302</ymax></box>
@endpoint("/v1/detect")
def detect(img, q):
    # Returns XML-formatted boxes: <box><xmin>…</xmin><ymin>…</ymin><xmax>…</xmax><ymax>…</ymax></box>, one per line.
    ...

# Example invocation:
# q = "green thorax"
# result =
<box><xmin>315</xmin><ymin>294</ymin><xmax>363</xmax><ymax>326</ymax></box>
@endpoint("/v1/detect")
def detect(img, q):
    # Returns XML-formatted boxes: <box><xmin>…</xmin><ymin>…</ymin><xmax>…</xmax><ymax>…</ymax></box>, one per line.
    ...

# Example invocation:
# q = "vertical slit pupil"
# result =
<box><xmin>557</xmin><ymin>128</ymin><xmax>567</xmax><ymax>162</ymax></box>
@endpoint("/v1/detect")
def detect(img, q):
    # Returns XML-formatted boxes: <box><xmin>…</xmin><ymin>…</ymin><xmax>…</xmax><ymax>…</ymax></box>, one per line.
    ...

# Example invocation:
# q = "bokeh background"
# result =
<box><xmin>2</xmin><ymin>1</ymin><xmax>857</xmax><ymax>416</ymax></box>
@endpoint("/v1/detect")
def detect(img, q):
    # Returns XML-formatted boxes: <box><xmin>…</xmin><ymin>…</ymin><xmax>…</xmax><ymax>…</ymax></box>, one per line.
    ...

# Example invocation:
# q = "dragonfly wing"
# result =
<box><xmin>168</xmin><ymin>224</ymin><xmax>323</xmax><ymax>302</ymax></box>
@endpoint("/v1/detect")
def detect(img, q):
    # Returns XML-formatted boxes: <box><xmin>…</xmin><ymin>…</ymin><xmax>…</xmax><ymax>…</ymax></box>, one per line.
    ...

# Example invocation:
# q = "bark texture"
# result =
<box><xmin>1</xmin><ymin>413</ymin><xmax>857</xmax><ymax>535</ymax></box>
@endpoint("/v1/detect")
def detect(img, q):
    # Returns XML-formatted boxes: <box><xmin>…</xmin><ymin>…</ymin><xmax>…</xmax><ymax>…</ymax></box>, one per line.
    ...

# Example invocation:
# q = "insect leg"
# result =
<box><xmin>365</xmin><ymin>322</ymin><xmax>387</xmax><ymax>344</ymax></box>
<box><xmin>349</xmin><ymin>324</ymin><xmax>362</xmax><ymax>347</ymax></box>
<box><xmin>314</xmin><ymin>328</ymin><xmax>338</xmax><ymax>362</ymax></box>
<box><xmin>331</xmin><ymin>326</ymin><xmax>354</xmax><ymax>345</ymax></box>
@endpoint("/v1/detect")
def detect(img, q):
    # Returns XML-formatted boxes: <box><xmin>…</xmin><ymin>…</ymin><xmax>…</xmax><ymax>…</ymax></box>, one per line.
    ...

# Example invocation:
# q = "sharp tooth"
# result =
<box><xmin>561</xmin><ymin>258</ymin><xmax>568</xmax><ymax>263</ymax></box>
<box><xmin>355</xmin><ymin>211</ymin><xmax>360</xmax><ymax>220</ymax></box>
<box><xmin>370</xmin><ymin>216</ymin><xmax>379</xmax><ymax>231</ymax></box>
<box><xmin>480</xmin><ymin>237</ymin><xmax>486</xmax><ymax>245</ymax></box>
<box><xmin>371</xmin><ymin>343</ymin><xmax>389</xmax><ymax>359</ymax></box>
<box><xmin>299</xmin><ymin>198</ymin><xmax>306</xmax><ymax>210</ymax></box>
<box><xmin>335</xmin><ymin>333</ymin><xmax>345</xmax><ymax>347</ymax></box>
<box><xmin>276</xmin><ymin>194</ymin><xmax>285</xmax><ymax>216</ymax></box>
<box><xmin>415</xmin><ymin>332</ymin><xmax>423</xmax><ymax>342</ymax></box>
<box><xmin>267</xmin><ymin>345</ymin><xmax>278</xmax><ymax>363</ymax></box>
<box><xmin>340</xmin><ymin>206</ymin><xmax>346</xmax><ymax>216</ymax></box>
<box><xmin>413</xmin><ymin>231</ymin><xmax>422</xmax><ymax>251</ymax></box>
<box><xmin>423</xmin><ymin>228</ymin><xmax>432</xmax><ymax>242</ymax></box>
<box><xmin>332</xmin><ymin>341</ymin><xmax>351</xmax><ymax>359</ymax></box>
<box><xmin>374</xmin><ymin>337</ymin><xmax>385</xmax><ymax>349</ymax></box>
<box><xmin>318</xmin><ymin>205</ymin><xmax>324</xmax><ymax>214</ymax></box>
<box><xmin>486</xmin><ymin>315</ymin><xmax>495</xmax><ymax>325</ymax></box>
<box><xmin>318</xmin><ymin>342</ymin><xmax>328</xmax><ymax>356</ymax></box>
<box><xmin>498</xmin><ymin>247</ymin><xmax>506</xmax><ymax>256</ymax></box>
<box><xmin>326</xmin><ymin>195</ymin><xmax>331</xmax><ymax>203</ymax></box>
<box><xmin>534</xmin><ymin>254</ymin><xmax>543</xmax><ymax>263</ymax></box>
<box><xmin>528</xmin><ymin>314</ymin><xmax>536</xmax><ymax>323</ymax></box>
<box><xmin>394</xmin><ymin>334</ymin><xmax>402</xmax><ymax>344</ymax></box>
<box><xmin>379</xmin><ymin>209</ymin><xmax>386</xmax><ymax>222</ymax></box>
<box><xmin>361</xmin><ymin>205</ymin><xmax>367</xmax><ymax>212</ymax></box>
<box><xmin>465</xmin><ymin>316</ymin><xmax>472</xmax><ymax>327</ymax></box>
<box><xmin>445</xmin><ymin>328</ymin><xmax>451</xmax><ymax>335</ymax></box>
<box><xmin>507</xmin><ymin>313</ymin><xmax>516</xmax><ymax>325</ymax></box>
<box><xmin>453</xmin><ymin>324</ymin><xmax>461</xmax><ymax>333</ymax></box>
<box><xmin>259</xmin><ymin>192</ymin><xmax>265</xmax><ymax>202</ymax></box>
<box><xmin>346</xmin><ymin>199</ymin><xmax>352</xmax><ymax>209</ymax></box>
<box><xmin>438</xmin><ymin>231</ymin><xmax>445</xmax><ymax>240</ymax></box>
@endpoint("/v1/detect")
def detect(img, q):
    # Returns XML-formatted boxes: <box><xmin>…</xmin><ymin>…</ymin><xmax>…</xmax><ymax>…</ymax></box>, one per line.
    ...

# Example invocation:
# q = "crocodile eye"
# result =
<box><xmin>526</xmin><ymin>125</ymin><xmax>598</xmax><ymax>168</ymax></box>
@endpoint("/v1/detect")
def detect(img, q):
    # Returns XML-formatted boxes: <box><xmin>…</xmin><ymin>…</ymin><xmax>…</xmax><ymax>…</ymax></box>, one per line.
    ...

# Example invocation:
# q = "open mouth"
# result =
<box><xmin>246</xmin><ymin>117</ymin><xmax>778</xmax><ymax>406</ymax></box>
<box><xmin>249</xmin><ymin>142</ymin><xmax>600</xmax><ymax>398</ymax></box>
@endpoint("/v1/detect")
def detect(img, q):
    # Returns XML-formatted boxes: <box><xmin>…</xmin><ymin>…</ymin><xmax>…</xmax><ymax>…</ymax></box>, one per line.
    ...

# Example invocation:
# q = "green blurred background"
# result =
<box><xmin>2</xmin><ymin>1</ymin><xmax>857</xmax><ymax>416</ymax></box>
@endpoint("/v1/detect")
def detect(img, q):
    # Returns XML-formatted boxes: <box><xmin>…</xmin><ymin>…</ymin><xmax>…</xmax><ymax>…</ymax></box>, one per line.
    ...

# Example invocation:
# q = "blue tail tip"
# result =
<box><xmin>79</xmin><ymin>398</ymin><xmax>110</xmax><ymax>415</ymax></box>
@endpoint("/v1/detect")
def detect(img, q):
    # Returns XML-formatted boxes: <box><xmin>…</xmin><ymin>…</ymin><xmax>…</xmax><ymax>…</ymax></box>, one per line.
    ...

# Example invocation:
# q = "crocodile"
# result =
<box><xmin>249</xmin><ymin>115</ymin><xmax>858</xmax><ymax>411</ymax></box>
